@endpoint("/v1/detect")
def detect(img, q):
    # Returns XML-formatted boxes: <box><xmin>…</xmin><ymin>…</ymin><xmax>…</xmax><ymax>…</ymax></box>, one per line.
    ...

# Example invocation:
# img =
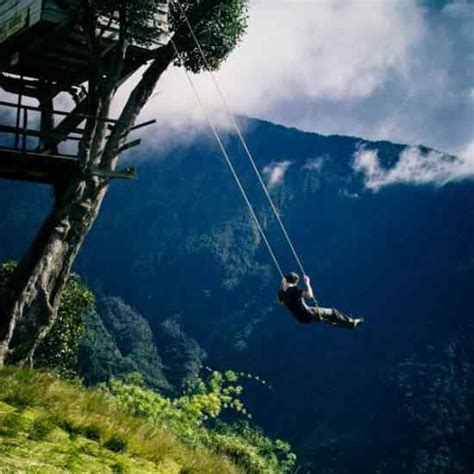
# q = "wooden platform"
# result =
<box><xmin>1</xmin><ymin>22</ymin><xmax>149</xmax><ymax>88</ymax></box>
<box><xmin>0</xmin><ymin>147</ymin><xmax>79</xmax><ymax>185</ymax></box>
<box><xmin>0</xmin><ymin>2</ymin><xmax>168</xmax><ymax>88</ymax></box>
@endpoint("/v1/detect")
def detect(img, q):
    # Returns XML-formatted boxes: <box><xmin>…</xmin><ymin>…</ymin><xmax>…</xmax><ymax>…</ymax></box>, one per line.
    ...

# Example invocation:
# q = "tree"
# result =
<box><xmin>155</xmin><ymin>314</ymin><xmax>207</xmax><ymax>391</ymax></box>
<box><xmin>0</xmin><ymin>0</ymin><xmax>249</xmax><ymax>366</ymax></box>
<box><xmin>0</xmin><ymin>262</ymin><xmax>94</xmax><ymax>376</ymax></box>
<box><xmin>77</xmin><ymin>296</ymin><xmax>171</xmax><ymax>392</ymax></box>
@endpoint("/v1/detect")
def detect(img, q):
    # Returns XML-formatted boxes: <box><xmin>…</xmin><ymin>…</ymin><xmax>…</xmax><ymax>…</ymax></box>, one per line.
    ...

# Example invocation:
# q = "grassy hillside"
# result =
<box><xmin>0</xmin><ymin>266</ymin><xmax>295</xmax><ymax>473</ymax></box>
<box><xmin>0</xmin><ymin>367</ymin><xmax>242</xmax><ymax>473</ymax></box>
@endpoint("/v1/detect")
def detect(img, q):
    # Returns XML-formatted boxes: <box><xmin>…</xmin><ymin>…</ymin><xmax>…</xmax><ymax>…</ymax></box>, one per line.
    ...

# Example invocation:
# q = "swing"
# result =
<box><xmin>171</xmin><ymin>0</ymin><xmax>318</xmax><ymax>305</ymax></box>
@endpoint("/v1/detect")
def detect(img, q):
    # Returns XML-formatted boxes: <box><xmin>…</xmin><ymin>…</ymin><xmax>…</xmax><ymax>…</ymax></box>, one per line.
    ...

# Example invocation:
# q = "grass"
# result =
<box><xmin>0</xmin><ymin>367</ymin><xmax>242</xmax><ymax>473</ymax></box>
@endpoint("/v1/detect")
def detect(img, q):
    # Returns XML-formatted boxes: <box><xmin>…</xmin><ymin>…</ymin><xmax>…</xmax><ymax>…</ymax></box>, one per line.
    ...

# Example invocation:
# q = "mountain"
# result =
<box><xmin>1</xmin><ymin>117</ymin><xmax>473</xmax><ymax>473</ymax></box>
<box><xmin>77</xmin><ymin>296</ymin><xmax>173</xmax><ymax>392</ymax></box>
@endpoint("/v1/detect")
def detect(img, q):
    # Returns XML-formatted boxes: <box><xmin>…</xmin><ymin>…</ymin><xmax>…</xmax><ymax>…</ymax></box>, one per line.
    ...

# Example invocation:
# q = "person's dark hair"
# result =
<box><xmin>286</xmin><ymin>272</ymin><xmax>299</xmax><ymax>284</ymax></box>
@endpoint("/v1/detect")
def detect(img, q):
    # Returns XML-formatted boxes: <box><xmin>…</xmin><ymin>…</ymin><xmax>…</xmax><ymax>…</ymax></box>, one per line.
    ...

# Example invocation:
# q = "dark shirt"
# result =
<box><xmin>278</xmin><ymin>285</ymin><xmax>313</xmax><ymax>324</ymax></box>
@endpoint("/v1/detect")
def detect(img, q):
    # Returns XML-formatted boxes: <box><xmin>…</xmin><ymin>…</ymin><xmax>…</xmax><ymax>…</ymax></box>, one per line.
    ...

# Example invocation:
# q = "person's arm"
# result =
<box><xmin>280</xmin><ymin>277</ymin><xmax>289</xmax><ymax>292</ymax></box>
<box><xmin>302</xmin><ymin>275</ymin><xmax>314</xmax><ymax>300</ymax></box>
<box><xmin>278</xmin><ymin>277</ymin><xmax>289</xmax><ymax>303</ymax></box>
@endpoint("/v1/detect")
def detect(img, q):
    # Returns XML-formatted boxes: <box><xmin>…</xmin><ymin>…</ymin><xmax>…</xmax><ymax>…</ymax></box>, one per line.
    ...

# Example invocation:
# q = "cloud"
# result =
<box><xmin>263</xmin><ymin>160</ymin><xmax>292</xmax><ymax>188</ymax></box>
<box><xmin>134</xmin><ymin>0</ymin><xmax>472</xmax><ymax>159</ymax></box>
<box><xmin>128</xmin><ymin>0</ymin><xmax>426</xmax><ymax>141</ymax></box>
<box><xmin>442</xmin><ymin>0</ymin><xmax>474</xmax><ymax>24</ymax></box>
<box><xmin>2</xmin><ymin>0</ymin><xmax>471</xmax><ymax>160</ymax></box>
<box><xmin>303</xmin><ymin>156</ymin><xmax>326</xmax><ymax>172</ymax></box>
<box><xmin>353</xmin><ymin>146</ymin><xmax>474</xmax><ymax>190</ymax></box>
<box><xmin>192</xmin><ymin>1</ymin><xmax>414</xmax><ymax>97</ymax></box>
<box><xmin>222</xmin><ymin>0</ymin><xmax>422</xmax><ymax>101</ymax></box>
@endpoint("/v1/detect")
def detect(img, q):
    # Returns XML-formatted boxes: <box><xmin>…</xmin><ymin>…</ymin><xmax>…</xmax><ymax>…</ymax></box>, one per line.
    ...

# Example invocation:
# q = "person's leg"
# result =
<box><xmin>310</xmin><ymin>307</ymin><xmax>358</xmax><ymax>329</ymax></box>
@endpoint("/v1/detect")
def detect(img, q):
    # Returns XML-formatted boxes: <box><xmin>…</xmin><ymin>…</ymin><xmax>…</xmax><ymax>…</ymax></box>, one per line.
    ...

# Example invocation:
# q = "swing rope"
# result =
<box><xmin>172</xmin><ymin>0</ymin><xmax>310</xmax><ymax>280</ymax></box>
<box><xmin>170</xmin><ymin>38</ymin><xmax>284</xmax><ymax>278</ymax></box>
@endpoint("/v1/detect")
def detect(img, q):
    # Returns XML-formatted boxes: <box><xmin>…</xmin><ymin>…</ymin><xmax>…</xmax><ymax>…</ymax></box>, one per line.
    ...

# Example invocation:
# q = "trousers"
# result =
<box><xmin>308</xmin><ymin>306</ymin><xmax>356</xmax><ymax>329</ymax></box>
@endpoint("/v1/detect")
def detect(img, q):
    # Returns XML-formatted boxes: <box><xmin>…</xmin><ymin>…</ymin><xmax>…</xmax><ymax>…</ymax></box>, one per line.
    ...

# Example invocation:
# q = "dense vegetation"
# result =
<box><xmin>1</xmin><ymin>262</ymin><xmax>203</xmax><ymax>392</ymax></box>
<box><xmin>0</xmin><ymin>262</ymin><xmax>295</xmax><ymax>472</ymax></box>
<box><xmin>0</xmin><ymin>262</ymin><xmax>95</xmax><ymax>378</ymax></box>
<box><xmin>0</xmin><ymin>367</ymin><xmax>295</xmax><ymax>473</ymax></box>
<box><xmin>385</xmin><ymin>332</ymin><xmax>474</xmax><ymax>474</ymax></box>
<box><xmin>77</xmin><ymin>296</ymin><xmax>172</xmax><ymax>391</ymax></box>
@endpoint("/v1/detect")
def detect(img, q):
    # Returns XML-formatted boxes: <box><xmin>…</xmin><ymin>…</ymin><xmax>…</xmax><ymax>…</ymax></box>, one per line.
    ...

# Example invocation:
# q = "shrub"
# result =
<box><xmin>0</xmin><ymin>412</ymin><xmax>25</xmax><ymax>437</ymax></box>
<box><xmin>82</xmin><ymin>424</ymin><xmax>102</xmax><ymax>441</ymax></box>
<box><xmin>107</xmin><ymin>370</ymin><xmax>296</xmax><ymax>473</ymax></box>
<box><xmin>104</xmin><ymin>434</ymin><xmax>128</xmax><ymax>453</ymax></box>
<box><xmin>29</xmin><ymin>416</ymin><xmax>55</xmax><ymax>441</ymax></box>
<box><xmin>0</xmin><ymin>262</ymin><xmax>94</xmax><ymax>378</ymax></box>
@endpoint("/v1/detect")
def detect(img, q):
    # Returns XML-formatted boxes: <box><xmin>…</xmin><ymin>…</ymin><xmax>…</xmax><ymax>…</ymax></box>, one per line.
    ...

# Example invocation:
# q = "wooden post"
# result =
<box><xmin>22</xmin><ymin>107</ymin><xmax>28</xmax><ymax>154</ymax></box>
<box><xmin>14</xmin><ymin>78</ymin><xmax>23</xmax><ymax>149</ymax></box>
<box><xmin>38</xmin><ymin>92</ymin><xmax>58</xmax><ymax>153</ymax></box>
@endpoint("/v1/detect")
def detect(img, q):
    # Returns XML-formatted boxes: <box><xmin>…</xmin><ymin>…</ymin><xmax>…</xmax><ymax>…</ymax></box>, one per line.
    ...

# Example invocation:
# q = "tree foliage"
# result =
<box><xmin>34</xmin><ymin>274</ymin><xmax>95</xmax><ymax>376</ymax></box>
<box><xmin>77</xmin><ymin>297</ymin><xmax>171</xmax><ymax>391</ymax></box>
<box><xmin>0</xmin><ymin>263</ymin><xmax>94</xmax><ymax>377</ymax></box>
<box><xmin>93</xmin><ymin>0</ymin><xmax>168</xmax><ymax>45</ymax></box>
<box><xmin>107</xmin><ymin>369</ymin><xmax>296</xmax><ymax>473</ymax></box>
<box><xmin>155</xmin><ymin>314</ymin><xmax>207</xmax><ymax>391</ymax></box>
<box><xmin>387</xmin><ymin>336</ymin><xmax>474</xmax><ymax>474</ymax></box>
<box><xmin>89</xmin><ymin>0</ymin><xmax>249</xmax><ymax>72</ymax></box>
<box><xmin>169</xmin><ymin>0</ymin><xmax>249</xmax><ymax>72</ymax></box>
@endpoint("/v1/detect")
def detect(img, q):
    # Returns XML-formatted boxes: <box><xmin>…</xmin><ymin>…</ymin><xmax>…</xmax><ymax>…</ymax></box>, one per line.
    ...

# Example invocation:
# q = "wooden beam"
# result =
<box><xmin>0</xmin><ymin>74</ymin><xmax>56</xmax><ymax>98</ymax></box>
<box><xmin>107</xmin><ymin>119</ymin><xmax>156</xmax><ymax>134</ymax></box>
<box><xmin>0</xmin><ymin>147</ymin><xmax>79</xmax><ymax>185</ymax></box>
<box><xmin>90</xmin><ymin>167</ymin><xmax>137</xmax><ymax>180</ymax></box>
<box><xmin>46</xmin><ymin>99</ymin><xmax>89</xmax><ymax>153</ymax></box>
<box><xmin>130</xmin><ymin>119</ymin><xmax>156</xmax><ymax>133</ymax></box>
<box><xmin>0</xmin><ymin>100</ymin><xmax>120</xmax><ymax>123</ymax></box>
<box><xmin>0</xmin><ymin>147</ymin><xmax>78</xmax><ymax>160</ymax></box>
<box><xmin>42</xmin><ymin>51</ymin><xmax>88</xmax><ymax>68</ymax></box>
<box><xmin>117</xmin><ymin>139</ymin><xmax>141</xmax><ymax>154</ymax></box>
<box><xmin>0</xmin><ymin>124</ymin><xmax>82</xmax><ymax>142</ymax></box>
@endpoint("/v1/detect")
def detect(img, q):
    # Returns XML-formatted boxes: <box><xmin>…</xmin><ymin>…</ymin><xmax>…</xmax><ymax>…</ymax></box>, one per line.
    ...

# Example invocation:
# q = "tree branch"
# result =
<box><xmin>78</xmin><ymin>0</ymin><xmax>103</xmax><ymax>167</ymax></box>
<box><xmin>100</xmin><ymin>41</ymin><xmax>176</xmax><ymax>169</ymax></box>
<box><xmin>99</xmin><ymin>0</ymin><xmax>223</xmax><ymax>169</ymax></box>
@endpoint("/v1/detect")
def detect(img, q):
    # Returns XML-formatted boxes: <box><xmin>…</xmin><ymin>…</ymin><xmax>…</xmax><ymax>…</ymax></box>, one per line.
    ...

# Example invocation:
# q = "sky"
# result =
<box><xmin>1</xmin><ymin>0</ymin><xmax>472</xmax><ymax>189</ymax></box>
<box><xmin>137</xmin><ymin>0</ymin><xmax>473</xmax><ymax>163</ymax></box>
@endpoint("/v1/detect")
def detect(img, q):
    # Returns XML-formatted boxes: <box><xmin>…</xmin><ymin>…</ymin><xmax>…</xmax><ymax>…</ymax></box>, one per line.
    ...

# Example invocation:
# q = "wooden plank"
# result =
<box><xmin>0</xmin><ymin>147</ymin><xmax>137</xmax><ymax>184</ymax></box>
<box><xmin>129</xmin><ymin>119</ymin><xmax>156</xmax><ymax>133</ymax></box>
<box><xmin>0</xmin><ymin>1</ymin><xmax>20</xmax><ymax>18</ymax></box>
<box><xmin>49</xmin><ymin>41</ymin><xmax>88</xmax><ymax>61</ymax></box>
<box><xmin>0</xmin><ymin>123</ymin><xmax>82</xmax><ymax>141</ymax></box>
<box><xmin>0</xmin><ymin>146</ymin><xmax>79</xmax><ymax>184</ymax></box>
<box><xmin>118</xmin><ymin>138</ymin><xmax>141</xmax><ymax>154</ymax></box>
<box><xmin>25</xmin><ymin>50</ymin><xmax>85</xmax><ymax>68</ymax></box>
<box><xmin>42</xmin><ymin>50</ymin><xmax>87</xmax><ymax>67</ymax></box>
<box><xmin>11</xmin><ymin>55</ymin><xmax>80</xmax><ymax>79</ymax></box>
<box><xmin>0</xmin><ymin>100</ymin><xmax>120</xmax><ymax>124</ymax></box>
<box><xmin>0</xmin><ymin>4</ymin><xmax>29</xmax><ymax>43</ymax></box>
<box><xmin>0</xmin><ymin>146</ymin><xmax>78</xmax><ymax>160</ymax></box>
<box><xmin>42</xmin><ymin>0</ymin><xmax>73</xmax><ymax>24</ymax></box>
<box><xmin>91</xmin><ymin>167</ymin><xmax>136</xmax><ymax>180</ymax></box>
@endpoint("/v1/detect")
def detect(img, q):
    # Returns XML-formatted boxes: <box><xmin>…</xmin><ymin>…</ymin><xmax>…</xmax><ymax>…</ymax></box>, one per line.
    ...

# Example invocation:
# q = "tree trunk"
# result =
<box><xmin>0</xmin><ymin>40</ymin><xmax>176</xmax><ymax>368</ymax></box>
<box><xmin>0</xmin><ymin>175</ymin><xmax>108</xmax><ymax>366</ymax></box>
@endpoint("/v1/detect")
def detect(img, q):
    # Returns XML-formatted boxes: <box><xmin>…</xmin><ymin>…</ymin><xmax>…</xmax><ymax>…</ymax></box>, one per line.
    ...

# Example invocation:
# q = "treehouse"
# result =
<box><xmin>0</xmin><ymin>0</ymin><xmax>169</xmax><ymax>85</ymax></box>
<box><xmin>0</xmin><ymin>0</ymin><xmax>169</xmax><ymax>184</ymax></box>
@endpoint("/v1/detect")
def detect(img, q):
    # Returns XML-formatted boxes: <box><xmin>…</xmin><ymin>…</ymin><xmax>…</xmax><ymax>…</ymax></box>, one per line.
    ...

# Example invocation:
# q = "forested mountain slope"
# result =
<box><xmin>1</xmin><ymin>118</ymin><xmax>473</xmax><ymax>472</ymax></box>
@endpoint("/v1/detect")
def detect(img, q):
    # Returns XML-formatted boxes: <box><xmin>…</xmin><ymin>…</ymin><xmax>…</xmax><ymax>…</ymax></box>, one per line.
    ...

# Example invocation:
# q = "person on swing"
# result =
<box><xmin>278</xmin><ymin>272</ymin><xmax>364</xmax><ymax>328</ymax></box>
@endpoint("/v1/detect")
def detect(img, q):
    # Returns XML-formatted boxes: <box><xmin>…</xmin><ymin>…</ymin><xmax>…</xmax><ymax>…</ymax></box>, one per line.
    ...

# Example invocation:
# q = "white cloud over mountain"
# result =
<box><xmin>353</xmin><ymin>145</ymin><xmax>474</xmax><ymax>190</ymax></box>
<box><xmin>263</xmin><ymin>160</ymin><xmax>292</xmax><ymax>188</ymax></box>
<box><xmin>136</xmin><ymin>0</ymin><xmax>472</xmax><ymax>160</ymax></box>
<box><xmin>2</xmin><ymin>0</ymin><xmax>470</xmax><ymax>165</ymax></box>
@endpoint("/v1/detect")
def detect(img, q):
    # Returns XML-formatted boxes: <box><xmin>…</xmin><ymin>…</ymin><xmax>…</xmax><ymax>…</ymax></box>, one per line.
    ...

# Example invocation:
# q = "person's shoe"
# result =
<box><xmin>353</xmin><ymin>318</ymin><xmax>365</xmax><ymax>328</ymax></box>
